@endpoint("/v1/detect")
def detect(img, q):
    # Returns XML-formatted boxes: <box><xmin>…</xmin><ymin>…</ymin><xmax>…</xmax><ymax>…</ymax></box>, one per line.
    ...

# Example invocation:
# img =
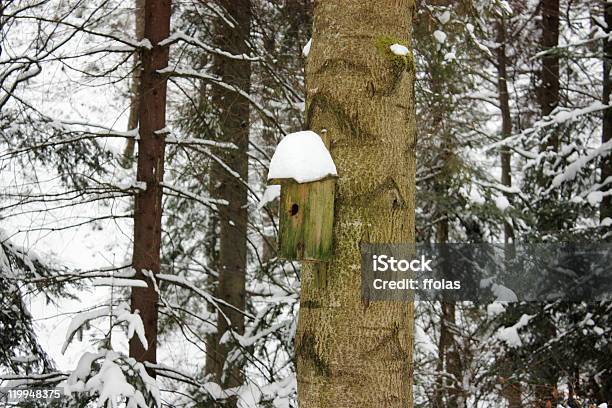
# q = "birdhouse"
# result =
<box><xmin>267</xmin><ymin>130</ymin><xmax>337</xmax><ymax>262</ymax></box>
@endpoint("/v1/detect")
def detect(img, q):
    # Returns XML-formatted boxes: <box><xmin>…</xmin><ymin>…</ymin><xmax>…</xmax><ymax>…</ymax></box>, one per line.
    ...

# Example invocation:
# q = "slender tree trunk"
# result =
<box><xmin>434</xmin><ymin>222</ymin><xmax>462</xmax><ymax>408</ymax></box>
<box><xmin>601</xmin><ymin>1</ymin><xmax>612</xmax><ymax>225</ymax></box>
<box><xmin>496</xmin><ymin>18</ymin><xmax>515</xmax><ymax>248</ymax></box>
<box><xmin>496</xmin><ymin>35</ymin><xmax>519</xmax><ymax>408</ymax></box>
<box><xmin>424</xmin><ymin>7</ymin><xmax>463</xmax><ymax>401</ymax></box>
<box><xmin>207</xmin><ymin>0</ymin><xmax>251</xmax><ymax>392</ymax></box>
<box><xmin>538</xmin><ymin>0</ymin><xmax>560</xmax><ymax>152</ymax></box>
<box><xmin>533</xmin><ymin>1</ymin><xmax>560</xmax><ymax>404</ymax></box>
<box><xmin>504</xmin><ymin>382</ymin><xmax>523</xmax><ymax>408</ymax></box>
<box><xmin>433</xmin><ymin>220</ymin><xmax>447</xmax><ymax>408</ymax></box>
<box><xmin>129</xmin><ymin>0</ymin><xmax>171</xmax><ymax>374</ymax></box>
<box><xmin>434</xmin><ymin>298</ymin><xmax>462</xmax><ymax>408</ymax></box>
<box><xmin>599</xmin><ymin>5</ymin><xmax>612</xmax><ymax>404</ymax></box>
<box><xmin>204</xmin><ymin>210</ymin><xmax>220</xmax><ymax>379</ymax></box>
<box><xmin>496</xmin><ymin>30</ymin><xmax>519</xmax><ymax>405</ymax></box>
<box><xmin>122</xmin><ymin>0</ymin><xmax>145</xmax><ymax>168</ymax></box>
<box><xmin>296</xmin><ymin>1</ymin><xmax>416</xmax><ymax>407</ymax></box>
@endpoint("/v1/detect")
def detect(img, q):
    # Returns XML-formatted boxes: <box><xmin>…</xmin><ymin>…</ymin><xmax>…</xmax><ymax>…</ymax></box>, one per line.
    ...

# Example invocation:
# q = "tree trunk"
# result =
<box><xmin>129</xmin><ymin>0</ymin><xmax>171</xmax><ymax>375</ymax></box>
<box><xmin>496</xmin><ymin>17</ymin><xmax>515</xmax><ymax>248</ymax></box>
<box><xmin>533</xmin><ymin>1</ymin><xmax>560</xmax><ymax>404</ymax></box>
<box><xmin>601</xmin><ymin>1</ymin><xmax>612</xmax><ymax>225</ymax></box>
<box><xmin>599</xmin><ymin>5</ymin><xmax>612</xmax><ymax>404</ymax></box>
<box><xmin>434</xmin><ymin>298</ymin><xmax>462</xmax><ymax>408</ymax></box>
<box><xmin>538</xmin><ymin>0</ymin><xmax>560</xmax><ymax>151</ymax></box>
<box><xmin>433</xmin><ymin>221</ymin><xmax>463</xmax><ymax>408</ymax></box>
<box><xmin>599</xmin><ymin>6</ymin><xmax>612</xmax><ymax>406</ymax></box>
<box><xmin>206</xmin><ymin>0</ymin><xmax>252</xmax><ymax>392</ymax></box>
<box><xmin>296</xmin><ymin>1</ymin><xmax>416</xmax><ymax>407</ymax></box>
<box><xmin>536</xmin><ymin>0</ymin><xmax>564</xmax><ymax>236</ymax></box>
<box><xmin>121</xmin><ymin>0</ymin><xmax>145</xmax><ymax>168</ymax></box>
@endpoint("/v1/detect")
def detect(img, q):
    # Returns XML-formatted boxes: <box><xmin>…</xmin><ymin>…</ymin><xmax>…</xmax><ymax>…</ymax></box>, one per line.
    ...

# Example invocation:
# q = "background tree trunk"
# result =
<box><xmin>121</xmin><ymin>0</ymin><xmax>145</xmax><ymax>168</ymax></box>
<box><xmin>296</xmin><ymin>1</ymin><xmax>416</xmax><ymax>407</ymax></box>
<box><xmin>496</xmin><ymin>32</ymin><xmax>520</xmax><ymax>407</ymax></box>
<box><xmin>539</xmin><ymin>0</ymin><xmax>560</xmax><ymax>152</ymax></box>
<box><xmin>533</xmin><ymin>1</ymin><xmax>560</xmax><ymax>405</ymax></box>
<box><xmin>601</xmin><ymin>1</ymin><xmax>612</xmax><ymax>225</ymax></box>
<box><xmin>206</xmin><ymin>0</ymin><xmax>252</xmax><ymax>392</ymax></box>
<box><xmin>433</xmin><ymin>161</ymin><xmax>462</xmax><ymax>408</ymax></box>
<box><xmin>496</xmin><ymin>17</ymin><xmax>515</xmax><ymax>248</ymax></box>
<box><xmin>496</xmin><ymin>30</ymin><xmax>520</xmax><ymax>407</ymax></box>
<box><xmin>434</xmin><ymin>297</ymin><xmax>462</xmax><ymax>408</ymax></box>
<box><xmin>129</xmin><ymin>0</ymin><xmax>171</xmax><ymax>374</ymax></box>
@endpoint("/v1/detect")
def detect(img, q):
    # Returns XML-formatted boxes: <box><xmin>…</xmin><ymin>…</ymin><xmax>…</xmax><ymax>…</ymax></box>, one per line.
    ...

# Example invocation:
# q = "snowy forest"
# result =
<box><xmin>1</xmin><ymin>0</ymin><xmax>612</xmax><ymax>407</ymax></box>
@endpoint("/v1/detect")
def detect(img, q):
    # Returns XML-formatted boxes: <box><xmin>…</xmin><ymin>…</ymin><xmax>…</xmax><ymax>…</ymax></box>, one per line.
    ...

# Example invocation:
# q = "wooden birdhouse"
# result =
<box><xmin>267</xmin><ymin>130</ymin><xmax>337</xmax><ymax>262</ymax></box>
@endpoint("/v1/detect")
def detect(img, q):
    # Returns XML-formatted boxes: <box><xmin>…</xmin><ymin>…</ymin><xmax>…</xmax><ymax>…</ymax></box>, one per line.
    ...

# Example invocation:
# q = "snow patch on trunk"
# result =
<box><xmin>389</xmin><ymin>43</ymin><xmax>409</xmax><ymax>56</ymax></box>
<box><xmin>302</xmin><ymin>38</ymin><xmax>312</xmax><ymax>57</ymax></box>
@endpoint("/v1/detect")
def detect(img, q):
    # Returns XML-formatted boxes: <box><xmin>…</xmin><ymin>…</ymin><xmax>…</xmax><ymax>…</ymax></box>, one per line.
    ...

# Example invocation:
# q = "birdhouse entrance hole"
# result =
<box><xmin>290</xmin><ymin>203</ymin><xmax>299</xmax><ymax>216</ymax></box>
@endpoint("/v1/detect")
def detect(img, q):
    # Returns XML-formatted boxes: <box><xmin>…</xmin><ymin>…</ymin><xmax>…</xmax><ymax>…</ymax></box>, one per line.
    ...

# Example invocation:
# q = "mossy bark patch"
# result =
<box><xmin>375</xmin><ymin>36</ymin><xmax>415</xmax><ymax>73</ymax></box>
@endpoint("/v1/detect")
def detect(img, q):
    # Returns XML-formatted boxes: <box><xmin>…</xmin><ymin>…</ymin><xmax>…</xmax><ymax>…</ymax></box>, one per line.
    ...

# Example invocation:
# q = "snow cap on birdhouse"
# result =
<box><xmin>267</xmin><ymin>130</ymin><xmax>337</xmax><ymax>262</ymax></box>
<box><xmin>267</xmin><ymin>131</ymin><xmax>337</xmax><ymax>184</ymax></box>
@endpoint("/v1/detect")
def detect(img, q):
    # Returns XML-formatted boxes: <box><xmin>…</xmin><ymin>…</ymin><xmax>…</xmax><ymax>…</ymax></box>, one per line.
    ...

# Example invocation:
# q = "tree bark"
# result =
<box><xmin>496</xmin><ymin>17</ymin><xmax>515</xmax><ymax>248</ymax></box>
<box><xmin>129</xmin><ymin>0</ymin><xmax>171</xmax><ymax>374</ymax></box>
<box><xmin>535</xmin><ymin>0</ymin><xmax>565</xmax><ymax>237</ymax></box>
<box><xmin>296</xmin><ymin>1</ymin><xmax>416</xmax><ymax>407</ymax></box>
<box><xmin>599</xmin><ymin>3</ymin><xmax>612</xmax><ymax>404</ymax></box>
<box><xmin>533</xmin><ymin>1</ymin><xmax>560</xmax><ymax>404</ymax></box>
<box><xmin>601</xmin><ymin>1</ymin><xmax>612</xmax><ymax>225</ymax></box>
<box><xmin>434</xmin><ymin>213</ymin><xmax>462</xmax><ymax>408</ymax></box>
<box><xmin>538</xmin><ymin>0</ymin><xmax>560</xmax><ymax>152</ymax></box>
<box><xmin>434</xmin><ymin>296</ymin><xmax>462</xmax><ymax>408</ymax></box>
<box><xmin>121</xmin><ymin>0</ymin><xmax>145</xmax><ymax>168</ymax></box>
<box><xmin>206</xmin><ymin>0</ymin><xmax>252</xmax><ymax>392</ymax></box>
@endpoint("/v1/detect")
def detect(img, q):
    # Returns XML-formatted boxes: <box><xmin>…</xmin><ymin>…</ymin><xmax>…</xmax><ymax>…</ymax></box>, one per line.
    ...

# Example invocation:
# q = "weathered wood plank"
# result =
<box><xmin>278</xmin><ymin>178</ymin><xmax>335</xmax><ymax>262</ymax></box>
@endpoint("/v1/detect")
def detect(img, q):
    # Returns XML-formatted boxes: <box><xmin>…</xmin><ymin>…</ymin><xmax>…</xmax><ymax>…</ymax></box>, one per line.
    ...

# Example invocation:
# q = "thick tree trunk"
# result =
<box><xmin>296</xmin><ymin>1</ymin><xmax>416</xmax><ymax>407</ymax></box>
<box><xmin>121</xmin><ymin>0</ymin><xmax>145</xmax><ymax>168</ymax></box>
<box><xmin>206</xmin><ymin>0</ymin><xmax>251</xmax><ymax>391</ymax></box>
<box><xmin>129</xmin><ymin>0</ymin><xmax>171</xmax><ymax>374</ymax></box>
<box><xmin>601</xmin><ymin>1</ymin><xmax>612</xmax><ymax>225</ymax></box>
